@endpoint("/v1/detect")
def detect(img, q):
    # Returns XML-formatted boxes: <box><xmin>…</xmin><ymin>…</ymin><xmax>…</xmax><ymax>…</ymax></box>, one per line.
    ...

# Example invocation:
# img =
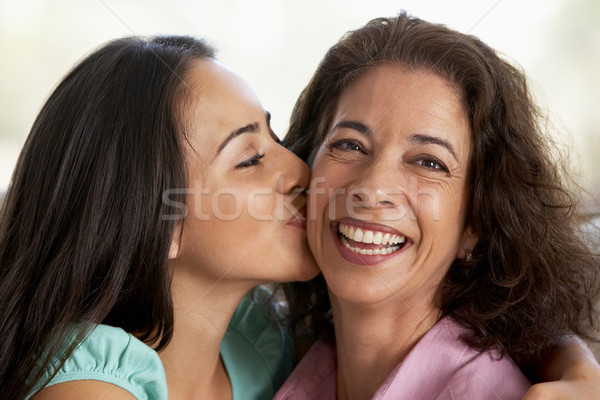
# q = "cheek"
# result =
<box><xmin>199</xmin><ymin>186</ymin><xmax>278</xmax><ymax>223</ymax></box>
<box><xmin>187</xmin><ymin>188</ymin><xmax>266</xmax><ymax>242</ymax></box>
<box><xmin>210</xmin><ymin>192</ymin><xmax>242</xmax><ymax>220</ymax></box>
<box><xmin>246</xmin><ymin>190</ymin><xmax>276</xmax><ymax>221</ymax></box>
<box><xmin>410</xmin><ymin>180</ymin><xmax>459</xmax><ymax>223</ymax></box>
<box><xmin>415</xmin><ymin>185</ymin><xmax>468</xmax><ymax>248</ymax></box>
<box><xmin>306</xmin><ymin>181</ymin><xmax>325</xmax><ymax>246</ymax></box>
<box><xmin>307</xmin><ymin>172</ymin><xmax>332</xmax><ymax>253</ymax></box>
<box><xmin>307</xmin><ymin>166</ymin><xmax>341</xmax><ymax>223</ymax></box>
<box><xmin>308</xmin><ymin>160</ymin><xmax>350</xmax><ymax>214</ymax></box>
<box><xmin>186</xmin><ymin>187</ymin><xmax>243</xmax><ymax>222</ymax></box>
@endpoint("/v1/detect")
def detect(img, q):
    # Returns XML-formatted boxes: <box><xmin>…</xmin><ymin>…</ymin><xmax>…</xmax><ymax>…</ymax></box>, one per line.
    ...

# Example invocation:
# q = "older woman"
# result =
<box><xmin>276</xmin><ymin>13</ymin><xmax>600</xmax><ymax>400</ymax></box>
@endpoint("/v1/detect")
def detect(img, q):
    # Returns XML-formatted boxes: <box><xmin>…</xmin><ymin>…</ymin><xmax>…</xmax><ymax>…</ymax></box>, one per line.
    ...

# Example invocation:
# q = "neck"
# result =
<box><xmin>158</xmin><ymin>264</ymin><xmax>259</xmax><ymax>400</ymax></box>
<box><xmin>331</xmin><ymin>291</ymin><xmax>440</xmax><ymax>400</ymax></box>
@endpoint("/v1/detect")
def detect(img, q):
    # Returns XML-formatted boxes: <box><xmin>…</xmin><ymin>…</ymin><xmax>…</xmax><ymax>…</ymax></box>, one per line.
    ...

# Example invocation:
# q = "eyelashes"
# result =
<box><xmin>233</xmin><ymin>130</ymin><xmax>281</xmax><ymax>170</ymax></box>
<box><xmin>414</xmin><ymin>157</ymin><xmax>449</xmax><ymax>173</ymax></box>
<box><xmin>326</xmin><ymin>138</ymin><xmax>450</xmax><ymax>174</ymax></box>
<box><xmin>235</xmin><ymin>153</ymin><xmax>265</xmax><ymax>169</ymax></box>
<box><xmin>327</xmin><ymin>139</ymin><xmax>367</xmax><ymax>154</ymax></box>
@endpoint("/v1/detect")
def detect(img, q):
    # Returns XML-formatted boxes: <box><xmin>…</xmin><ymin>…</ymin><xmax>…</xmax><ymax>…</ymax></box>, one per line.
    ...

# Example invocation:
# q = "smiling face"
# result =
<box><xmin>173</xmin><ymin>59</ymin><xmax>318</xmax><ymax>285</ymax></box>
<box><xmin>308</xmin><ymin>63</ymin><xmax>477</xmax><ymax>309</ymax></box>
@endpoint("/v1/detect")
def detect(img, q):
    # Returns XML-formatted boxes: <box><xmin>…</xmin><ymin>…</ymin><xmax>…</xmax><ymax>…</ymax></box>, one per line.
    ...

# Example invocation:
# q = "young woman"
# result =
<box><xmin>0</xmin><ymin>36</ymin><xmax>317</xmax><ymax>399</ymax></box>
<box><xmin>277</xmin><ymin>13</ymin><xmax>600</xmax><ymax>400</ymax></box>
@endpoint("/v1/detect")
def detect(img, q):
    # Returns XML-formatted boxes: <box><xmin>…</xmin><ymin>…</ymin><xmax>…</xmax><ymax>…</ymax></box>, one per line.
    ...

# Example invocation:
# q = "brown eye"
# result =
<box><xmin>415</xmin><ymin>157</ymin><xmax>448</xmax><ymax>173</ymax></box>
<box><xmin>328</xmin><ymin>139</ymin><xmax>366</xmax><ymax>154</ymax></box>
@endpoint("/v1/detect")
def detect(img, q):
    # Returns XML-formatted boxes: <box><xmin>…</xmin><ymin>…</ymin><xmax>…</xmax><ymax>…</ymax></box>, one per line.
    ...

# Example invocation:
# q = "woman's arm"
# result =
<box><xmin>522</xmin><ymin>337</ymin><xmax>600</xmax><ymax>400</ymax></box>
<box><xmin>33</xmin><ymin>380</ymin><xmax>136</xmax><ymax>400</ymax></box>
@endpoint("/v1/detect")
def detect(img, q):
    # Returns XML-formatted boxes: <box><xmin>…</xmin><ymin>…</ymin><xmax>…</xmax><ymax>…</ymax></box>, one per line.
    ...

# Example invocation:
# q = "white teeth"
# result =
<box><xmin>382</xmin><ymin>233</ymin><xmax>390</xmax><ymax>245</ymax></box>
<box><xmin>373</xmin><ymin>231</ymin><xmax>382</xmax><ymax>245</ymax></box>
<box><xmin>338</xmin><ymin>223</ymin><xmax>405</xmax><ymax>245</ymax></box>
<box><xmin>340</xmin><ymin>236</ymin><xmax>400</xmax><ymax>255</ymax></box>
<box><xmin>338</xmin><ymin>223</ymin><xmax>407</xmax><ymax>256</ymax></box>
<box><xmin>354</xmin><ymin>228</ymin><xmax>364</xmax><ymax>242</ymax></box>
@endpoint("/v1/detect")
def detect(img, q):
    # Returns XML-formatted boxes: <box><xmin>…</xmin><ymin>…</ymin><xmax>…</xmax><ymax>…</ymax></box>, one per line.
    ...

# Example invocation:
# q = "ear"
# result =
<box><xmin>456</xmin><ymin>226</ymin><xmax>479</xmax><ymax>260</ymax></box>
<box><xmin>168</xmin><ymin>228</ymin><xmax>181</xmax><ymax>260</ymax></box>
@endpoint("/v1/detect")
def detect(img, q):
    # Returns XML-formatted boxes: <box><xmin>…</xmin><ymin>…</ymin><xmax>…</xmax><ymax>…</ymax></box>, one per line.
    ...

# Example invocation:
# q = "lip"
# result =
<box><xmin>336</xmin><ymin>217</ymin><xmax>405</xmax><ymax>235</ymax></box>
<box><xmin>330</xmin><ymin>217</ymin><xmax>412</xmax><ymax>266</ymax></box>
<box><xmin>286</xmin><ymin>205</ymin><xmax>307</xmax><ymax>230</ymax></box>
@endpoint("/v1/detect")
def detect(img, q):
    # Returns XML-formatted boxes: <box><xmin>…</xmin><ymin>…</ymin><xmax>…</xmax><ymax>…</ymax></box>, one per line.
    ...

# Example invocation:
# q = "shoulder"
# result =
<box><xmin>221</xmin><ymin>288</ymin><xmax>295</xmax><ymax>399</ymax></box>
<box><xmin>29</xmin><ymin>324</ymin><xmax>167</xmax><ymax>400</ymax></box>
<box><xmin>438</xmin><ymin>348</ymin><xmax>530</xmax><ymax>400</ymax></box>
<box><xmin>32</xmin><ymin>379</ymin><xmax>137</xmax><ymax>400</ymax></box>
<box><xmin>373</xmin><ymin>316</ymin><xmax>531</xmax><ymax>400</ymax></box>
<box><xmin>430</xmin><ymin>317</ymin><xmax>531</xmax><ymax>400</ymax></box>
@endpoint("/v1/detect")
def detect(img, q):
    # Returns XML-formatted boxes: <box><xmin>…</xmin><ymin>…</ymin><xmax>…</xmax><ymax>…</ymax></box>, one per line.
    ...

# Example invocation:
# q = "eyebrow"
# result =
<box><xmin>331</xmin><ymin>120</ymin><xmax>458</xmax><ymax>161</ymax></box>
<box><xmin>410</xmin><ymin>134</ymin><xmax>458</xmax><ymax>161</ymax></box>
<box><xmin>330</xmin><ymin>120</ymin><xmax>372</xmax><ymax>136</ymax></box>
<box><xmin>217</xmin><ymin>121</ymin><xmax>261</xmax><ymax>155</ymax></box>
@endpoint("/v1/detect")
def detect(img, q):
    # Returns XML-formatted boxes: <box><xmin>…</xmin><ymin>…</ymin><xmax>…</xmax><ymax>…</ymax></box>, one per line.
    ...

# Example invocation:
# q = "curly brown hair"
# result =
<box><xmin>279</xmin><ymin>12</ymin><xmax>600</xmax><ymax>367</ymax></box>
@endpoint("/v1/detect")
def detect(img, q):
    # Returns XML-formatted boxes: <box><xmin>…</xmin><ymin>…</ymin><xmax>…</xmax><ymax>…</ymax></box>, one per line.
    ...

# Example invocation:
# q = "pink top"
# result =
<box><xmin>275</xmin><ymin>316</ymin><xmax>530</xmax><ymax>400</ymax></box>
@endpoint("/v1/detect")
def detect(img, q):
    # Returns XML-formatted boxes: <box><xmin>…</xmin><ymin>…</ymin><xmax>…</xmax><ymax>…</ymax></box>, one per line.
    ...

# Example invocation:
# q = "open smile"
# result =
<box><xmin>330</xmin><ymin>217</ymin><xmax>411</xmax><ymax>266</ymax></box>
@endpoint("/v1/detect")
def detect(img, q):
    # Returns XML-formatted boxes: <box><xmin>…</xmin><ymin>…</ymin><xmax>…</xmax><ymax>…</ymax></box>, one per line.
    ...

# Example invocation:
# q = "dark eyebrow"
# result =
<box><xmin>217</xmin><ymin>121</ymin><xmax>260</xmax><ymax>155</ymax></box>
<box><xmin>330</xmin><ymin>120</ymin><xmax>372</xmax><ymax>136</ymax></box>
<box><xmin>410</xmin><ymin>134</ymin><xmax>458</xmax><ymax>161</ymax></box>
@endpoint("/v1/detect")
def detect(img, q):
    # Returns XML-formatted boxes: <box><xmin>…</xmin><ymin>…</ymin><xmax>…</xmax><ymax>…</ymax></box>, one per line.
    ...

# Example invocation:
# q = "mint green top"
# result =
<box><xmin>28</xmin><ymin>324</ymin><xmax>167</xmax><ymax>400</ymax></box>
<box><xmin>221</xmin><ymin>294</ymin><xmax>295</xmax><ymax>400</ymax></box>
<box><xmin>28</xmin><ymin>294</ymin><xmax>295</xmax><ymax>400</ymax></box>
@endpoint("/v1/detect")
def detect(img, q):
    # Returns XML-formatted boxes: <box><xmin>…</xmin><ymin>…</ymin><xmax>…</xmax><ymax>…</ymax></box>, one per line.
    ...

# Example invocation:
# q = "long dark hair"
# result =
<box><xmin>280</xmin><ymin>13</ymin><xmax>600</xmax><ymax>367</ymax></box>
<box><xmin>0</xmin><ymin>35</ymin><xmax>214</xmax><ymax>398</ymax></box>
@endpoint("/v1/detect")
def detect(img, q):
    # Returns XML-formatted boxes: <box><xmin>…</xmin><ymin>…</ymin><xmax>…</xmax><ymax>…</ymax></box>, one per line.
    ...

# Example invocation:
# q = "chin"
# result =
<box><xmin>283</xmin><ymin>243</ymin><xmax>320</xmax><ymax>282</ymax></box>
<box><xmin>297</xmin><ymin>263</ymin><xmax>320</xmax><ymax>281</ymax></box>
<box><xmin>281</xmin><ymin>263</ymin><xmax>320</xmax><ymax>283</ymax></box>
<box><xmin>323</xmin><ymin>268</ymin><xmax>391</xmax><ymax>304</ymax></box>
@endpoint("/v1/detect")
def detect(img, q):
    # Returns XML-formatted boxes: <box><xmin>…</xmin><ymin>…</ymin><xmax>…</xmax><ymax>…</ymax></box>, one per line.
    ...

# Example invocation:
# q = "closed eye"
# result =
<box><xmin>236</xmin><ymin>153</ymin><xmax>265</xmax><ymax>169</ymax></box>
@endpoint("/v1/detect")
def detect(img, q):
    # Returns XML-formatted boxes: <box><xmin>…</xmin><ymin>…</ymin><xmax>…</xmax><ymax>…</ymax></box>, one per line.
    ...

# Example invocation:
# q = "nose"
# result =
<box><xmin>347</xmin><ymin>153</ymin><xmax>406</xmax><ymax>210</ymax></box>
<box><xmin>274</xmin><ymin>144</ymin><xmax>311</xmax><ymax>195</ymax></box>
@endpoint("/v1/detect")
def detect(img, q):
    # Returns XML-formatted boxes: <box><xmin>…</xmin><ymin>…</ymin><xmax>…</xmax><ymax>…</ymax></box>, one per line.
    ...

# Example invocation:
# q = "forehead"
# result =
<box><xmin>182</xmin><ymin>59</ymin><xmax>264</xmax><ymax>147</ymax></box>
<box><xmin>335</xmin><ymin>63</ymin><xmax>467</xmax><ymax>134</ymax></box>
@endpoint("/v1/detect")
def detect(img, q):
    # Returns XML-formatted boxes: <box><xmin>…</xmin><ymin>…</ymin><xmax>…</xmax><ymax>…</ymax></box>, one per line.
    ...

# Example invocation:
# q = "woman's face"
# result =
<box><xmin>308</xmin><ymin>64</ymin><xmax>476</xmax><ymax>307</ymax></box>
<box><xmin>174</xmin><ymin>60</ymin><xmax>318</xmax><ymax>285</ymax></box>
